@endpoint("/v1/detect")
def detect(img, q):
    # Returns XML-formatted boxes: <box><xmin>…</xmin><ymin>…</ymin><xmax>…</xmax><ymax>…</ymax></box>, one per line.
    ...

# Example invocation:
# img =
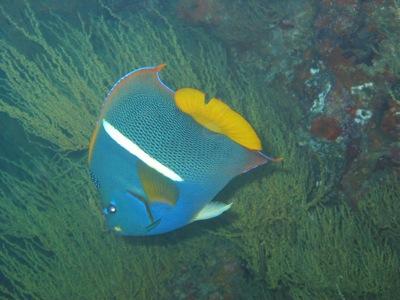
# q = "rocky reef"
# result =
<box><xmin>0</xmin><ymin>0</ymin><xmax>399</xmax><ymax>299</ymax></box>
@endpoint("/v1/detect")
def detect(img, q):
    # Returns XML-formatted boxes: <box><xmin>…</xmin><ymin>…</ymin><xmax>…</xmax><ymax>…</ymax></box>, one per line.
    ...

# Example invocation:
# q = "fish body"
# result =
<box><xmin>88</xmin><ymin>65</ymin><xmax>268</xmax><ymax>236</ymax></box>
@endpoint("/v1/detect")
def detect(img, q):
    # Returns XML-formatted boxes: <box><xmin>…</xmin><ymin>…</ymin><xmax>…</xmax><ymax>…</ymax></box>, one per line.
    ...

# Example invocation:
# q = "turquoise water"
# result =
<box><xmin>0</xmin><ymin>1</ymin><xmax>399</xmax><ymax>299</ymax></box>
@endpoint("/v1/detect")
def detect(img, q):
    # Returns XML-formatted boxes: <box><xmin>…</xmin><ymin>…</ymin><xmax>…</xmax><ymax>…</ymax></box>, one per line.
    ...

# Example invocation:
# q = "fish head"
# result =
<box><xmin>102</xmin><ymin>191</ymin><xmax>152</xmax><ymax>236</ymax></box>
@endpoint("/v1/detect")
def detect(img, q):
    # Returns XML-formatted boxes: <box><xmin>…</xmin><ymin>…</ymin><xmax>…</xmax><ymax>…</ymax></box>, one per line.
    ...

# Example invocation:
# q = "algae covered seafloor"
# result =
<box><xmin>0</xmin><ymin>1</ymin><xmax>399</xmax><ymax>299</ymax></box>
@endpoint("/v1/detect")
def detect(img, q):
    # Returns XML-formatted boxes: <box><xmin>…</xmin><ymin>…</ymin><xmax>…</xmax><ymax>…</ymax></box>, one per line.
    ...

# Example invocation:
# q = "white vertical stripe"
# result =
<box><xmin>102</xmin><ymin>119</ymin><xmax>183</xmax><ymax>182</ymax></box>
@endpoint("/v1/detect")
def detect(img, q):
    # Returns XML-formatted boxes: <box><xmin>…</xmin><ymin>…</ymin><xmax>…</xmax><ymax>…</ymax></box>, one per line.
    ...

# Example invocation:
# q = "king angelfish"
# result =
<box><xmin>88</xmin><ymin>64</ymin><xmax>278</xmax><ymax>236</ymax></box>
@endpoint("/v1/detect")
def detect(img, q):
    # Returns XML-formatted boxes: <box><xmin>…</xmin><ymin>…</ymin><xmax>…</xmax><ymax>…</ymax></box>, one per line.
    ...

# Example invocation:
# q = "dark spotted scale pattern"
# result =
<box><xmin>104</xmin><ymin>72</ymin><xmax>252</xmax><ymax>184</ymax></box>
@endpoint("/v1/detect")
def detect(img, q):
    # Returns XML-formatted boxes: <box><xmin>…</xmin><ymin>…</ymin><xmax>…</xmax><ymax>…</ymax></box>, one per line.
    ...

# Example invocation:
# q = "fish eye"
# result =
<box><xmin>104</xmin><ymin>204</ymin><xmax>117</xmax><ymax>214</ymax></box>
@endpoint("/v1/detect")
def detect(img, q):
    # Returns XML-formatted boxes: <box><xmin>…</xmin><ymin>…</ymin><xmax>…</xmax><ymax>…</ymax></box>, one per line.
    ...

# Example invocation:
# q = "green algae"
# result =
<box><xmin>0</xmin><ymin>150</ymin><xmax>174</xmax><ymax>299</ymax></box>
<box><xmin>219</xmin><ymin>78</ymin><xmax>400</xmax><ymax>298</ymax></box>
<box><xmin>359</xmin><ymin>171</ymin><xmax>400</xmax><ymax>254</ymax></box>
<box><xmin>0</xmin><ymin>1</ymin><xmax>399</xmax><ymax>299</ymax></box>
<box><xmin>225</xmin><ymin>164</ymin><xmax>399</xmax><ymax>299</ymax></box>
<box><xmin>0</xmin><ymin>2</ymin><xmax>226</xmax><ymax>151</ymax></box>
<box><xmin>0</xmin><ymin>3</ymin><xmax>255</xmax><ymax>299</ymax></box>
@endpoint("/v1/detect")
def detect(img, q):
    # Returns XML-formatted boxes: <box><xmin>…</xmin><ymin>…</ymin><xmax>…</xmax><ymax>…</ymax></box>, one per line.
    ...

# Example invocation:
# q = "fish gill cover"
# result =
<box><xmin>0</xmin><ymin>0</ymin><xmax>399</xmax><ymax>299</ymax></box>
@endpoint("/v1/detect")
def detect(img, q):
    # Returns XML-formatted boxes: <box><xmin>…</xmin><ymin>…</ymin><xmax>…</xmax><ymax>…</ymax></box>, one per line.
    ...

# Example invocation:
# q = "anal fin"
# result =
<box><xmin>191</xmin><ymin>202</ymin><xmax>232</xmax><ymax>222</ymax></box>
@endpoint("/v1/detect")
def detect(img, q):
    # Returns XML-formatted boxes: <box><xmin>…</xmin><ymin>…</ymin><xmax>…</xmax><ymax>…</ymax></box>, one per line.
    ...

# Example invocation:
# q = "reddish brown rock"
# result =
<box><xmin>381</xmin><ymin>100</ymin><xmax>400</xmax><ymax>139</ymax></box>
<box><xmin>176</xmin><ymin>0</ymin><xmax>223</xmax><ymax>26</ymax></box>
<box><xmin>310</xmin><ymin>116</ymin><xmax>342</xmax><ymax>141</ymax></box>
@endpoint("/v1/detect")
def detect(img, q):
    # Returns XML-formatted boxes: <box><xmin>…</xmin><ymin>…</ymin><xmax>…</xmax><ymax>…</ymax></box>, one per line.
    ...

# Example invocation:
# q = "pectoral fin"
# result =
<box><xmin>145</xmin><ymin>218</ymin><xmax>161</xmax><ymax>232</ymax></box>
<box><xmin>137</xmin><ymin>160</ymin><xmax>179</xmax><ymax>206</ymax></box>
<box><xmin>191</xmin><ymin>202</ymin><xmax>232</xmax><ymax>222</ymax></box>
<box><xmin>127</xmin><ymin>190</ymin><xmax>161</xmax><ymax>231</ymax></box>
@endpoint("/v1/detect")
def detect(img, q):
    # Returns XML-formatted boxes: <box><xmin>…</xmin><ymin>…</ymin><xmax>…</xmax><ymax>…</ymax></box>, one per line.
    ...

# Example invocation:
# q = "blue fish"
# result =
<box><xmin>88</xmin><ymin>64</ymin><xmax>278</xmax><ymax>236</ymax></box>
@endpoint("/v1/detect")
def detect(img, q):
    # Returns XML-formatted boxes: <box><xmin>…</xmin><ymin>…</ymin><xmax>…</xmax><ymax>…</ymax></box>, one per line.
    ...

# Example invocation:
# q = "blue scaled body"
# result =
<box><xmin>88</xmin><ymin>65</ymin><xmax>268</xmax><ymax>236</ymax></box>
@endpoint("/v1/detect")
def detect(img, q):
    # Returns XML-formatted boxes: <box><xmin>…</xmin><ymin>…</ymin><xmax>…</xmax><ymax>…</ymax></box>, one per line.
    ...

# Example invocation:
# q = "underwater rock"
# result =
<box><xmin>315</xmin><ymin>0</ymin><xmax>360</xmax><ymax>38</ymax></box>
<box><xmin>176</xmin><ymin>0</ymin><xmax>315</xmax><ymax>81</ymax></box>
<box><xmin>315</xmin><ymin>0</ymin><xmax>381</xmax><ymax>69</ymax></box>
<box><xmin>374</xmin><ymin>145</ymin><xmax>400</xmax><ymax>172</ymax></box>
<box><xmin>176</xmin><ymin>0</ymin><xmax>223</xmax><ymax>26</ymax></box>
<box><xmin>169</xmin><ymin>244</ymin><xmax>248</xmax><ymax>299</ymax></box>
<box><xmin>345</xmin><ymin>138</ymin><xmax>361</xmax><ymax>162</ymax></box>
<box><xmin>388</xmin><ymin>146</ymin><xmax>400</xmax><ymax>167</ymax></box>
<box><xmin>291</xmin><ymin>0</ymin><xmax>400</xmax><ymax>209</ymax></box>
<box><xmin>354</xmin><ymin>108</ymin><xmax>373</xmax><ymax>125</ymax></box>
<box><xmin>381</xmin><ymin>99</ymin><xmax>400</xmax><ymax>139</ymax></box>
<box><xmin>310</xmin><ymin>116</ymin><xmax>342</xmax><ymax>141</ymax></box>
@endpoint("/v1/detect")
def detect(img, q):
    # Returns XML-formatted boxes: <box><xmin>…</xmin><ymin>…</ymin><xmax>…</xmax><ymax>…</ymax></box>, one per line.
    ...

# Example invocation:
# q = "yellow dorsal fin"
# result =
<box><xmin>175</xmin><ymin>88</ymin><xmax>262</xmax><ymax>150</ymax></box>
<box><xmin>137</xmin><ymin>161</ymin><xmax>179</xmax><ymax>206</ymax></box>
